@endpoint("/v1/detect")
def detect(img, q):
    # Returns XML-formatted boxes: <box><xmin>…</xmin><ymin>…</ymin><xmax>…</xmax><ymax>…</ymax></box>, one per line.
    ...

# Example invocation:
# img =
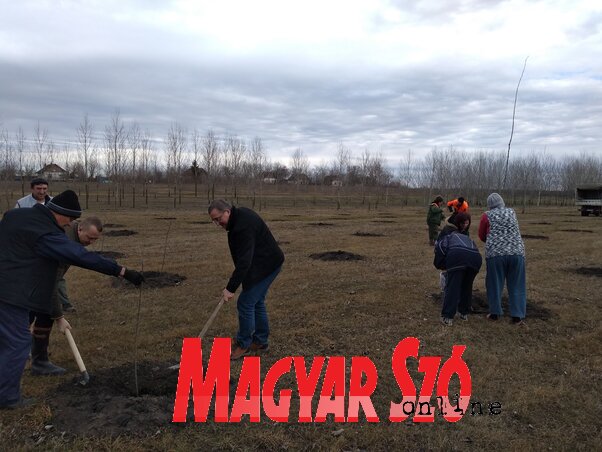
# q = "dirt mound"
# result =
<box><xmin>114</xmin><ymin>271</ymin><xmax>187</xmax><ymax>288</ymax></box>
<box><xmin>155</xmin><ymin>217</ymin><xmax>177</xmax><ymax>220</ymax></box>
<box><xmin>105</xmin><ymin>229</ymin><xmax>137</xmax><ymax>237</ymax></box>
<box><xmin>560</xmin><ymin>229</ymin><xmax>594</xmax><ymax>233</ymax></box>
<box><xmin>353</xmin><ymin>232</ymin><xmax>384</xmax><ymax>237</ymax></box>
<box><xmin>49</xmin><ymin>361</ymin><xmax>177</xmax><ymax>437</ymax></box>
<box><xmin>103</xmin><ymin>223</ymin><xmax>125</xmax><ymax>228</ymax></box>
<box><xmin>94</xmin><ymin>250</ymin><xmax>126</xmax><ymax>259</ymax></box>
<box><xmin>188</xmin><ymin>221</ymin><xmax>208</xmax><ymax>225</ymax></box>
<box><xmin>372</xmin><ymin>220</ymin><xmax>395</xmax><ymax>223</ymax></box>
<box><xmin>530</xmin><ymin>222</ymin><xmax>552</xmax><ymax>225</ymax></box>
<box><xmin>573</xmin><ymin>267</ymin><xmax>602</xmax><ymax>277</ymax></box>
<box><xmin>521</xmin><ymin>234</ymin><xmax>549</xmax><ymax>240</ymax></box>
<box><xmin>309</xmin><ymin>250</ymin><xmax>365</xmax><ymax>261</ymax></box>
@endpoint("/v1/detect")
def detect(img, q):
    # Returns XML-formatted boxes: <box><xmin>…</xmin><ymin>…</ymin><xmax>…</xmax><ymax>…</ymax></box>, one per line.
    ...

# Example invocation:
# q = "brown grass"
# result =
<box><xmin>1</xmin><ymin>201</ymin><xmax>601</xmax><ymax>451</ymax></box>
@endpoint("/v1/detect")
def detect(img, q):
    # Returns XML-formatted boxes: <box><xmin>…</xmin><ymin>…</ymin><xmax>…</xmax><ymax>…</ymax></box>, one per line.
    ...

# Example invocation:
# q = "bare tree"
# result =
<box><xmin>224</xmin><ymin>135</ymin><xmax>246</xmax><ymax>199</ymax></box>
<box><xmin>33</xmin><ymin>121</ymin><xmax>48</xmax><ymax>171</ymax></box>
<box><xmin>76</xmin><ymin>113</ymin><xmax>94</xmax><ymax>181</ymax></box>
<box><xmin>15</xmin><ymin>127</ymin><xmax>26</xmax><ymax>195</ymax></box>
<box><xmin>165</xmin><ymin>123</ymin><xmax>187</xmax><ymax>198</ymax></box>
<box><xmin>104</xmin><ymin>110</ymin><xmax>129</xmax><ymax>181</ymax></box>
<box><xmin>202</xmin><ymin>129</ymin><xmax>220</xmax><ymax>201</ymax></box>
<box><xmin>290</xmin><ymin>148</ymin><xmax>309</xmax><ymax>177</ymax></box>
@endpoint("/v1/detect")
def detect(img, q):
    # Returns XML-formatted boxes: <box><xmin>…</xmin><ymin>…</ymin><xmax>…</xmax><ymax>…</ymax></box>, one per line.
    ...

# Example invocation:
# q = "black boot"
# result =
<box><xmin>31</xmin><ymin>323</ymin><xmax>66</xmax><ymax>376</ymax></box>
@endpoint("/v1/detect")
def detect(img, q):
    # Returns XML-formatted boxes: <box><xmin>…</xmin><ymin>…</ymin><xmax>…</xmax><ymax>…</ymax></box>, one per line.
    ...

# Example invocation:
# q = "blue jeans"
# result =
<box><xmin>0</xmin><ymin>302</ymin><xmax>31</xmax><ymax>407</ymax></box>
<box><xmin>236</xmin><ymin>266</ymin><xmax>282</xmax><ymax>349</ymax></box>
<box><xmin>486</xmin><ymin>255</ymin><xmax>526</xmax><ymax>318</ymax></box>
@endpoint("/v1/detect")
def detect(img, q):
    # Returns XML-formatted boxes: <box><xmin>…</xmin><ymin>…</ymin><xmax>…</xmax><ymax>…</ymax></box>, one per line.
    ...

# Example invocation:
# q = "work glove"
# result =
<box><xmin>448</xmin><ymin>205</ymin><xmax>453</xmax><ymax>212</ymax></box>
<box><xmin>124</xmin><ymin>269</ymin><xmax>145</xmax><ymax>286</ymax></box>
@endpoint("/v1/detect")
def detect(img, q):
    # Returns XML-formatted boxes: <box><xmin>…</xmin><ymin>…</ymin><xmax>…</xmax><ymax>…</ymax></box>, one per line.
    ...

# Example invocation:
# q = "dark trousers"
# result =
<box><xmin>0</xmin><ymin>302</ymin><xmax>31</xmax><ymax>406</ymax></box>
<box><xmin>28</xmin><ymin>312</ymin><xmax>54</xmax><ymax>362</ymax></box>
<box><xmin>441</xmin><ymin>268</ymin><xmax>478</xmax><ymax>319</ymax></box>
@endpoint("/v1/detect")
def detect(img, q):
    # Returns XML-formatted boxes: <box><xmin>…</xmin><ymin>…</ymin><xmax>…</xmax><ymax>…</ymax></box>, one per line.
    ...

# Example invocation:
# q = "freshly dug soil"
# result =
<box><xmin>155</xmin><ymin>217</ymin><xmax>177</xmax><ymax>220</ymax></box>
<box><xmin>94</xmin><ymin>250</ymin><xmax>127</xmax><ymax>259</ymax></box>
<box><xmin>521</xmin><ymin>234</ymin><xmax>549</xmax><ymax>240</ymax></box>
<box><xmin>114</xmin><ymin>271</ymin><xmax>187</xmax><ymax>289</ymax></box>
<box><xmin>309</xmin><ymin>250</ymin><xmax>365</xmax><ymax>261</ymax></box>
<box><xmin>573</xmin><ymin>267</ymin><xmax>602</xmax><ymax>277</ymax></box>
<box><xmin>49</xmin><ymin>361</ymin><xmax>178</xmax><ymax>437</ymax></box>
<box><xmin>353</xmin><ymin>232</ymin><xmax>384</xmax><ymax>237</ymax></box>
<box><xmin>105</xmin><ymin>230</ymin><xmax>138</xmax><ymax>237</ymax></box>
<box><xmin>103</xmin><ymin>223</ymin><xmax>125</xmax><ymax>228</ymax></box>
<box><xmin>431</xmin><ymin>290</ymin><xmax>553</xmax><ymax>320</ymax></box>
<box><xmin>307</xmin><ymin>222</ymin><xmax>334</xmax><ymax>226</ymax></box>
<box><xmin>560</xmin><ymin>229</ymin><xmax>594</xmax><ymax>233</ymax></box>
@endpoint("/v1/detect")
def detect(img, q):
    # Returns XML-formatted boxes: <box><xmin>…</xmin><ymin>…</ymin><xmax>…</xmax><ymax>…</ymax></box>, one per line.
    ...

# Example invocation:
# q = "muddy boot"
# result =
<box><xmin>31</xmin><ymin>325</ymin><xmax>66</xmax><ymax>376</ymax></box>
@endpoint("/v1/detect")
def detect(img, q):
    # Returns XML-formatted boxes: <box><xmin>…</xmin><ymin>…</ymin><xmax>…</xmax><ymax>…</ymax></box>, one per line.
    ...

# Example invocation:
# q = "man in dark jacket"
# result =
<box><xmin>0</xmin><ymin>190</ymin><xmax>144</xmax><ymax>409</ymax></box>
<box><xmin>208</xmin><ymin>200</ymin><xmax>284</xmax><ymax>360</ymax></box>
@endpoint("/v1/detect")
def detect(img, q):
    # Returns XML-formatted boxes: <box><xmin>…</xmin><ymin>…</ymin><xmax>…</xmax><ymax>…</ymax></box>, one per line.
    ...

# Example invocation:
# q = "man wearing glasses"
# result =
<box><xmin>208</xmin><ymin>199</ymin><xmax>284</xmax><ymax>360</ymax></box>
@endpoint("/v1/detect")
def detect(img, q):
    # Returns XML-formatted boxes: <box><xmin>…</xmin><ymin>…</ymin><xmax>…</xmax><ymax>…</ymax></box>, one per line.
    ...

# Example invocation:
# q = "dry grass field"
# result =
<box><xmin>1</xmin><ymin>194</ymin><xmax>601</xmax><ymax>450</ymax></box>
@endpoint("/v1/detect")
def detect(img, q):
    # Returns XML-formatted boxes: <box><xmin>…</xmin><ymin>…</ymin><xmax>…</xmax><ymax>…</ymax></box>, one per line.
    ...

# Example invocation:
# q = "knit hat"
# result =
<box><xmin>47</xmin><ymin>190</ymin><xmax>82</xmax><ymax>218</ymax></box>
<box><xmin>487</xmin><ymin>193</ymin><xmax>505</xmax><ymax>209</ymax></box>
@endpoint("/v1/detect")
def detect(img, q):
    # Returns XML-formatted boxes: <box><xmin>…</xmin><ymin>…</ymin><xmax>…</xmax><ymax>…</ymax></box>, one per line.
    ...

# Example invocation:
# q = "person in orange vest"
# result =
<box><xmin>447</xmin><ymin>197</ymin><xmax>469</xmax><ymax>214</ymax></box>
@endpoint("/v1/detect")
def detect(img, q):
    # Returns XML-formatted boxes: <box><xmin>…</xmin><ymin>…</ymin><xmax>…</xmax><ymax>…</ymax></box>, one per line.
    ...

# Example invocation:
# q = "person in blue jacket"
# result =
<box><xmin>0</xmin><ymin>190</ymin><xmax>144</xmax><ymax>410</ymax></box>
<box><xmin>434</xmin><ymin>213</ymin><xmax>482</xmax><ymax>326</ymax></box>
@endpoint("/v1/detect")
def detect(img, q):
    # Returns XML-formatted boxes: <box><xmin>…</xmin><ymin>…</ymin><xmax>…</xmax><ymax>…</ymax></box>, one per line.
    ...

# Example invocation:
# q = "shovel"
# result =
<box><xmin>168</xmin><ymin>296</ymin><xmax>226</xmax><ymax>370</ymax></box>
<box><xmin>64</xmin><ymin>329</ymin><xmax>90</xmax><ymax>386</ymax></box>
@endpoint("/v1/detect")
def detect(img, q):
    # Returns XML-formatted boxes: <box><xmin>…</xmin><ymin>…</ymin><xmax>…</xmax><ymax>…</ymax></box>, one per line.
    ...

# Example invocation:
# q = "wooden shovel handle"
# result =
<box><xmin>198</xmin><ymin>297</ymin><xmax>226</xmax><ymax>339</ymax></box>
<box><xmin>65</xmin><ymin>329</ymin><xmax>87</xmax><ymax>373</ymax></box>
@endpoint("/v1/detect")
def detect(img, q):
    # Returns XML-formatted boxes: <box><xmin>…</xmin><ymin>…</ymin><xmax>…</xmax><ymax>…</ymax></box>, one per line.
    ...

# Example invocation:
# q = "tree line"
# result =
<box><xmin>1</xmin><ymin>113</ymin><xmax>601</xmax><ymax>199</ymax></box>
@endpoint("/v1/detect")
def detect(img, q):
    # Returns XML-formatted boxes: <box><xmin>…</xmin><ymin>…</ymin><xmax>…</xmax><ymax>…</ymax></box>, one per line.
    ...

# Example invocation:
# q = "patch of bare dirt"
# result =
<box><xmin>154</xmin><ymin>217</ymin><xmax>177</xmax><ymax>220</ymax></box>
<box><xmin>94</xmin><ymin>251</ymin><xmax>127</xmax><ymax>259</ymax></box>
<box><xmin>307</xmin><ymin>222</ymin><xmax>334</xmax><ymax>226</ymax></box>
<box><xmin>372</xmin><ymin>220</ymin><xmax>395</xmax><ymax>223</ymax></box>
<box><xmin>560</xmin><ymin>229</ymin><xmax>594</xmax><ymax>233</ymax></box>
<box><xmin>353</xmin><ymin>232</ymin><xmax>385</xmax><ymax>237</ymax></box>
<box><xmin>277</xmin><ymin>240</ymin><xmax>291</xmax><ymax>245</ymax></box>
<box><xmin>105</xmin><ymin>229</ymin><xmax>138</xmax><ymax>237</ymax></box>
<box><xmin>103</xmin><ymin>223</ymin><xmax>125</xmax><ymax>228</ymax></box>
<box><xmin>530</xmin><ymin>222</ymin><xmax>552</xmax><ymax>225</ymax></box>
<box><xmin>309</xmin><ymin>250</ymin><xmax>365</xmax><ymax>261</ymax></box>
<box><xmin>573</xmin><ymin>267</ymin><xmax>602</xmax><ymax>277</ymax></box>
<box><xmin>521</xmin><ymin>234</ymin><xmax>549</xmax><ymax>240</ymax></box>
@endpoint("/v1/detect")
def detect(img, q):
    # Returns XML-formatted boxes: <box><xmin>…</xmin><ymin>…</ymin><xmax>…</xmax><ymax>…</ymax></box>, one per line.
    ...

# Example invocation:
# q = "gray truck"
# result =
<box><xmin>575</xmin><ymin>185</ymin><xmax>602</xmax><ymax>216</ymax></box>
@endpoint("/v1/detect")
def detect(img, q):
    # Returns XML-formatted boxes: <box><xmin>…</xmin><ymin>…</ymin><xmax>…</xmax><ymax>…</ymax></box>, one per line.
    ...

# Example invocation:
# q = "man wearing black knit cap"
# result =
<box><xmin>0</xmin><ymin>190</ymin><xmax>144</xmax><ymax>409</ymax></box>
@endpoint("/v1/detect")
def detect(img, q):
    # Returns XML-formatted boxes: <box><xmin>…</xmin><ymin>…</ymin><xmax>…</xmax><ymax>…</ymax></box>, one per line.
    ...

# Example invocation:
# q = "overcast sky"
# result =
<box><xmin>1</xmin><ymin>0</ymin><xmax>601</xmax><ymax>167</ymax></box>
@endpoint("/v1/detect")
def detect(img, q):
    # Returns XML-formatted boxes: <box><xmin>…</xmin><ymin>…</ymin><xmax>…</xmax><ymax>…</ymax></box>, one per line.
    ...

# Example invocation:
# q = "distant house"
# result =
<box><xmin>37</xmin><ymin>163</ymin><xmax>68</xmax><ymax>181</ymax></box>
<box><xmin>287</xmin><ymin>173</ymin><xmax>311</xmax><ymax>185</ymax></box>
<box><xmin>263</xmin><ymin>177</ymin><xmax>277</xmax><ymax>185</ymax></box>
<box><xmin>323</xmin><ymin>175</ymin><xmax>343</xmax><ymax>187</ymax></box>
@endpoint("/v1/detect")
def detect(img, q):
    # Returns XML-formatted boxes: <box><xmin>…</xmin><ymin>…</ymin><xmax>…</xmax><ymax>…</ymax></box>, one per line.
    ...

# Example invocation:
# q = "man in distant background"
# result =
<box><xmin>15</xmin><ymin>178</ymin><xmax>51</xmax><ymax>208</ymax></box>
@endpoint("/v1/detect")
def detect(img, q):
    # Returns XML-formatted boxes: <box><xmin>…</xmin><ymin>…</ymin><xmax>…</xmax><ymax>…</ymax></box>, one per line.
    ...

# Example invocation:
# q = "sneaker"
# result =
<box><xmin>230</xmin><ymin>344</ymin><xmax>250</xmax><ymax>361</ymax></box>
<box><xmin>249</xmin><ymin>342</ymin><xmax>270</xmax><ymax>353</ymax></box>
<box><xmin>440</xmin><ymin>317</ymin><xmax>453</xmax><ymax>326</ymax></box>
<box><xmin>487</xmin><ymin>314</ymin><xmax>499</xmax><ymax>321</ymax></box>
<box><xmin>0</xmin><ymin>397</ymin><xmax>36</xmax><ymax>410</ymax></box>
<box><xmin>459</xmin><ymin>314</ymin><xmax>468</xmax><ymax>321</ymax></box>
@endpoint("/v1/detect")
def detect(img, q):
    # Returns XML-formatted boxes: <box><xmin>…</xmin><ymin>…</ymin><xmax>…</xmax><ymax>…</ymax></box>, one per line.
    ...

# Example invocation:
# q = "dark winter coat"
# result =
<box><xmin>434</xmin><ymin>230</ymin><xmax>482</xmax><ymax>272</ymax></box>
<box><xmin>226</xmin><ymin>206</ymin><xmax>284</xmax><ymax>293</ymax></box>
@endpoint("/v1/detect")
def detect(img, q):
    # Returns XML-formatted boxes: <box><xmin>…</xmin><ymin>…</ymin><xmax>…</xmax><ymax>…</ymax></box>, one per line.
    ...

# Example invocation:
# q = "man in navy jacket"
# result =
<box><xmin>0</xmin><ymin>190</ymin><xmax>144</xmax><ymax>409</ymax></box>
